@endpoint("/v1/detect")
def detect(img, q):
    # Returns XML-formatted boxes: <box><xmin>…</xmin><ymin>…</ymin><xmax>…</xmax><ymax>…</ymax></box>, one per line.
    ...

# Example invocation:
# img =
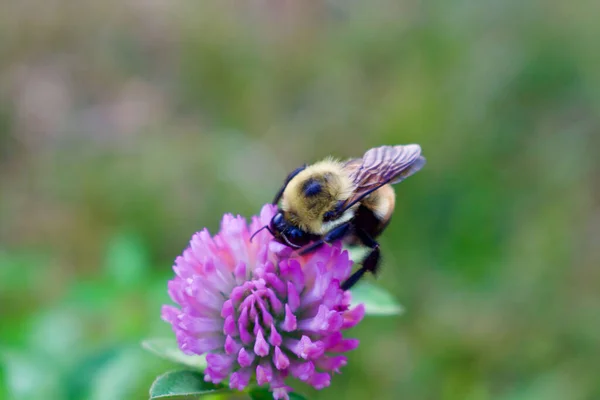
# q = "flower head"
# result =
<box><xmin>162</xmin><ymin>205</ymin><xmax>364</xmax><ymax>399</ymax></box>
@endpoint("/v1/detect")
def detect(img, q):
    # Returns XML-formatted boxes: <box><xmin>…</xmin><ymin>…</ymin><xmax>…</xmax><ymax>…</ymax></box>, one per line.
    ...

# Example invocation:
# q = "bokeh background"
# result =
<box><xmin>1</xmin><ymin>1</ymin><xmax>599</xmax><ymax>399</ymax></box>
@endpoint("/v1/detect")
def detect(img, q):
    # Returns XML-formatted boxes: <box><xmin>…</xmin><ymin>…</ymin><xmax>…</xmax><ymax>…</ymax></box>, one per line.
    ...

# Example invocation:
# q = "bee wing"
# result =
<box><xmin>343</xmin><ymin>144</ymin><xmax>425</xmax><ymax>207</ymax></box>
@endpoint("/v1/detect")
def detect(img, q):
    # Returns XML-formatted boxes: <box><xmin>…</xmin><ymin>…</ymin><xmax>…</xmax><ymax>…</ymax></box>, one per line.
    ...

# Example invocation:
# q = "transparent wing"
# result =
<box><xmin>342</xmin><ymin>144</ymin><xmax>425</xmax><ymax>207</ymax></box>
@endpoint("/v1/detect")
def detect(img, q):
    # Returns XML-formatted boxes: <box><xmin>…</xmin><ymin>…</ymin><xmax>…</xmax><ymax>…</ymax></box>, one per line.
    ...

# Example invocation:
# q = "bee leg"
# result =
<box><xmin>341</xmin><ymin>230</ymin><xmax>380</xmax><ymax>291</ymax></box>
<box><xmin>272</xmin><ymin>164</ymin><xmax>307</xmax><ymax>204</ymax></box>
<box><xmin>297</xmin><ymin>222</ymin><xmax>352</xmax><ymax>256</ymax></box>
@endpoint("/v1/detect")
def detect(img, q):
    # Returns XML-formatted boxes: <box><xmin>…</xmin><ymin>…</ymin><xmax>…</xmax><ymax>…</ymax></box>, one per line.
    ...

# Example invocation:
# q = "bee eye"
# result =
<box><xmin>273</xmin><ymin>213</ymin><xmax>284</xmax><ymax>225</ymax></box>
<box><xmin>288</xmin><ymin>227</ymin><xmax>305</xmax><ymax>239</ymax></box>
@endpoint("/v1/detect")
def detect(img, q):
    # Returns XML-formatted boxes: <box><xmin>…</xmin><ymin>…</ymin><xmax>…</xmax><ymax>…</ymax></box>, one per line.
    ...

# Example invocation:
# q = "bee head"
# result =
<box><xmin>269</xmin><ymin>211</ymin><xmax>312</xmax><ymax>249</ymax></box>
<box><xmin>281</xmin><ymin>161</ymin><xmax>354</xmax><ymax>233</ymax></box>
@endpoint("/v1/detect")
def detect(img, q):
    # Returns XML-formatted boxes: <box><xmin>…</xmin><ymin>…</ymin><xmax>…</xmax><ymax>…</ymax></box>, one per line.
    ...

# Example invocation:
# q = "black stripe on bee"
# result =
<box><xmin>323</xmin><ymin>200</ymin><xmax>345</xmax><ymax>222</ymax></box>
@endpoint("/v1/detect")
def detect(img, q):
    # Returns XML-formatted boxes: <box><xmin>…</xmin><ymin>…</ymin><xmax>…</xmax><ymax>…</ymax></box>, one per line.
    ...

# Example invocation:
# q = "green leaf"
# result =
<box><xmin>248</xmin><ymin>387</ymin><xmax>307</xmax><ymax>400</ymax></box>
<box><xmin>142</xmin><ymin>339</ymin><xmax>207</xmax><ymax>370</ymax></box>
<box><xmin>350</xmin><ymin>282</ymin><xmax>404</xmax><ymax>316</ymax></box>
<box><xmin>149</xmin><ymin>370</ymin><xmax>227</xmax><ymax>399</ymax></box>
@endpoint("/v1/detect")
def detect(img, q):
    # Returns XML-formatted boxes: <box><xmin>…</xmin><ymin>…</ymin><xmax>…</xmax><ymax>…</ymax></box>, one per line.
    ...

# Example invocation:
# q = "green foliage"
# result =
<box><xmin>149</xmin><ymin>370</ymin><xmax>228</xmax><ymax>399</ymax></box>
<box><xmin>351</xmin><ymin>282</ymin><xmax>404</xmax><ymax>316</ymax></box>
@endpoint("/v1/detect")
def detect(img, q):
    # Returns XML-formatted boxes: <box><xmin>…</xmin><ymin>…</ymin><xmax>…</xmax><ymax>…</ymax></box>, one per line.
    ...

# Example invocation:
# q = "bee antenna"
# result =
<box><xmin>250</xmin><ymin>225</ymin><xmax>273</xmax><ymax>242</ymax></box>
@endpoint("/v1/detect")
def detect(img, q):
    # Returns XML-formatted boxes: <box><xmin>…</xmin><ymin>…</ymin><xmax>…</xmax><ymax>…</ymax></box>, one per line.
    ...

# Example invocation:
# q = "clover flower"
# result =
<box><xmin>162</xmin><ymin>204</ymin><xmax>365</xmax><ymax>399</ymax></box>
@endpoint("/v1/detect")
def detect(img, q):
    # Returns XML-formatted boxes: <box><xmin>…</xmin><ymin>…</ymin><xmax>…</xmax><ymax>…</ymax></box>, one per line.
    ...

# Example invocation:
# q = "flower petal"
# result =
<box><xmin>328</xmin><ymin>338</ymin><xmax>360</xmax><ymax>353</ymax></box>
<box><xmin>316</xmin><ymin>355</ymin><xmax>347</xmax><ymax>373</ymax></box>
<box><xmin>256</xmin><ymin>362</ymin><xmax>273</xmax><ymax>386</ymax></box>
<box><xmin>229</xmin><ymin>368</ymin><xmax>252</xmax><ymax>390</ymax></box>
<box><xmin>254</xmin><ymin>329</ymin><xmax>270</xmax><ymax>357</ymax></box>
<box><xmin>269</xmin><ymin>323</ymin><xmax>282</xmax><ymax>346</ymax></box>
<box><xmin>224</xmin><ymin>335</ymin><xmax>241</xmax><ymax>355</ymax></box>
<box><xmin>290</xmin><ymin>336</ymin><xmax>325</xmax><ymax>360</ymax></box>
<box><xmin>237</xmin><ymin>347</ymin><xmax>255</xmax><ymax>367</ymax></box>
<box><xmin>281</xmin><ymin>304</ymin><xmax>297</xmax><ymax>332</ymax></box>
<box><xmin>342</xmin><ymin>304</ymin><xmax>365</xmax><ymax>329</ymax></box>
<box><xmin>273</xmin><ymin>346</ymin><xmax>290</xmax><ymax>370</ymax></box>
<box><xmin>272</xmin><ymin>387</ymin><xmax>291</xmax><ymax>400</ymax></box>
<box><xmin>308</xmin><ymin>372</ymin><xmax>331</xmax><ymax>390</ymax></box>
<box><xmin>286</xmin><ymin>282</ymin><xmax>300</xmax><ymax>312</ymax></box>
<box><xmin>290</xmin><ymin>361</ymin><xmax>315</xmax><ymax>381</ymax></box>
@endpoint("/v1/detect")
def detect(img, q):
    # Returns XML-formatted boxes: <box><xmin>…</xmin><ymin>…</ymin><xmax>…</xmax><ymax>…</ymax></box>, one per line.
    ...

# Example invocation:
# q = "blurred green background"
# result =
<box><xmin>1</xmin><ymin>1</ymin><xmax>599</xmax><ymax>399</ymax></box>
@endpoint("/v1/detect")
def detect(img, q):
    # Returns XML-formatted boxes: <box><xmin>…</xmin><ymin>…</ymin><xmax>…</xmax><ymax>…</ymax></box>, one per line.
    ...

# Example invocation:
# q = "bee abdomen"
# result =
<box><xmin>352</xmin><ymin>184</ymin><xmax>395</xmax><ymax>240</ymax></box>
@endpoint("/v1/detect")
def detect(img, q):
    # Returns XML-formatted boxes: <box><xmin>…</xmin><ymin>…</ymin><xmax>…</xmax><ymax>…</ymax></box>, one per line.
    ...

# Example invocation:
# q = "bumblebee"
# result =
<box><xmin>259</xmin><ymin>145</ymin><xmax>425</xmax><ymax>290</ymax></box>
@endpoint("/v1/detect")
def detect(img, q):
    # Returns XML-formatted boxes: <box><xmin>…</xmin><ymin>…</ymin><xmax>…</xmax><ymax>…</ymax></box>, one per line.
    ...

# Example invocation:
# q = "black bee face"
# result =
<box><xmin>269</xmin><ymin>211</ymin><xmax>312</xmax><ymax>249</ymax></box>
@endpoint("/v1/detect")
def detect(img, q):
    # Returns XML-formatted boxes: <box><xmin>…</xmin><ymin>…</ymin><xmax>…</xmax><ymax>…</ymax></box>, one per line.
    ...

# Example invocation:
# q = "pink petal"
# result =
<box><xmin>240</xmin><ymin>295</ymin><xmax>257</xmax><ymax>315</ymax></box>
<box><xmin>286</xmin><ymin>282</ymin><xmax>300</xmax><ymax>312</ymax></box>
<box><xmin>291</xmin><ymin>336</ymin><xmax>325</xmax><ymax>360</ymax></box>
<box><xmin>320</xmin><ymin>281</ymin><xmax>344</xmax><ymax>308</ymax></box>
<box><xmin>269</xmin><ymin>240</ymin><xmax>291</xmax><ymax>256</ymax></box>
<box><xmin>221</xmin><ymin>299</ymin><xmax>234</xmax><ymax>318</ymax></box>
<box><xmin>328</xmin><ymin>338</ymin><xmax>360</xmax><ymax>353</ymax></box>
<box><xmin>272</xmin><ymin>387</ymin><xmax>291</xmax><ymax>400</ymax></box>
<box><xmin>206</xmin><ymin>353</ymin><xmax>234</xmax><ymax>372</ymax></box>
<box><xmin>301</xmin><ymin>263</ymin><xmax>331</xmax><ymax>307</ymax></box>
<box><xmin>237</xmin><ymin>347</ymin><xmax>255</xmax><ymax>367</ymax></box>
<box><xmin>264</xmin><ymin>287</ymin><xmax>284</xmax><ymax>314</ymax></box>
<box><xmin>281</xmin><ymin>304</ymin><xmax>297</xmax><ymax>332</ymax></box>
<box><xmin>331</xmin><ymin>249</ymin><xmax>352</xmax><ymax>281</ymax></box>
<box><xmin>321</xmin><ymin>332</ymin><xmax>342</xmax><ymax>349</ymax></box>
<box><xmin>186</xmin><ymin>336</ymin><xmax>224</xmax><ymax>354</ymax></box>
<box><xmin>273</xmin><ymin>346</ymin><xmax>290</xmax><ymax>370</ymax></box>
<box><xmin>179</xmin><ymin>315</ymin><xmax>222</xmax><ymax>334</ymax></box>
<box><xmin>254</xmin><ymin>330</ymin><xmax>270</xmax><ymax>357</ymax></box>
<box><xmin>298</xmin><ymin>305</ymin><xmax>341</xmax><ymax>333</ymax></box>
<box><xmin>229</xmin><ymin>368</ymin><xmax>252</xmax><ymax>390</ymax></box>
<box><xmin>256</xmin><ymin>362</ymin><xmax>273</xmax><ymax>385</ymax></box>
<box><xmin>230</xmin><ymin>286</ymin><xmax>247</xmax><ymax>304</ymax></box>
<box><xmin>263</xmin><ymin>260</ymin><xmax>276</xmax><ymax>274</ymax></box>
<box><xmin>316</xmin><ymin>355</ymin><xmax>347</xmax><ymax>373</ymax></box>
<box><xmin>204</xmin><ymin>369</ymin><xmax>225</xmax><ymax>384</ymax></box>
<box><xmin>308</xmin><ymin>372</ymin><xmax>331</xmax><ymax>389</ymax></box>
<box><xmin>280</xmin><ymin>259</ymin><xmax>305</xmax><ymax>291</ymax></box>
<box><xmin>205</xmin><ymin>354</ymin><xmax>234</xmax><ymax>382</ymax></box>
<box><xmin>290</xmin><ymin>361</ymin><xmax>315</xmax><ymax>381</ymax></box>
<box><xmin>161</xmin><ymin>305</ymin><xmax>179</xmax><ymax>324</ymax></box>
<box><xmin>256</xmin><ymin>297</ymin><xmax>274</xmax><ymax>326</ymax></box>
<box><xmin>224</xmin><ymin>335</ymin><xmax>241</xmax><ymax>355</ymax></box>
<box><xmin>223</xmin><ymin>315</ymin><xmax>238</xmax><ymax>336</ymax></box>
<box><xmin>253</xmin><ymin>316</ymin><xmax>262</xmax><ymax>336</ymax></box>
<box><xmin>269</xmin><ymin>324</ymin><xmax>282</xmax><ymax>346</ymax></box>
<box><xmin>342</xmin><ymin>304</ymin><xmax>365</xmax><ymax>329</ymax></box>
<box><xmin>234</xmin><ymin>260</ymin><xmax>247</xmax><ymax>281</ymax></box>
<box><xmin>238</xmin><ymin>307</ymin><xmax>253</xmax><ymax>344</ymax></box>
<box><xmin>264</xmin><ymin>272</ymin><xmax>286</xmax><ymax>296</ymax></box>
<box><xmin>259</xmin><ymin>204</ymin><xmax>277</xmax><ymax>226</ymax></box>
<box><xmin>191</xmin><ymin>280</ymin><xmax>224</xmax><ymax>311</ymax></box>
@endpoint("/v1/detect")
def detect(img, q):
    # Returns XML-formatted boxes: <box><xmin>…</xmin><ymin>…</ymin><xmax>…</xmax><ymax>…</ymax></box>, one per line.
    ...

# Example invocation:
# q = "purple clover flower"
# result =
<box><xmin>162</xmin><ymin>205</ymin><xmax>365</xmax><ymax>399</ymax></box>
